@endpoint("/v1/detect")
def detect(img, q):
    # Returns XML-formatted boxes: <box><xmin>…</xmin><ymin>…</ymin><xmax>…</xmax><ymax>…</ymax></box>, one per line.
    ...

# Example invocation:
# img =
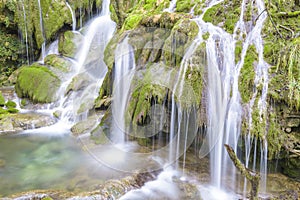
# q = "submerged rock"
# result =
<box><xmin>71</xmin><ymin>115</ymin><xmax>99</xmax><ymax>136</ymax></box>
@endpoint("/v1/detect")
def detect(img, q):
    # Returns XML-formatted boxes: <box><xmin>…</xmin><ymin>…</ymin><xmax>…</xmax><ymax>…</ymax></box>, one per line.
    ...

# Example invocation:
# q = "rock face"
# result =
<box><xmin>0</xmin><ymin>113</ymin><xmax>56</xmax><ymax>134</ymax></box>
<box><xmin>15</xmin><ymin>64</ymin><xmax>61</xmax><ymax>103</ymax></box>
<box><xmin>58</xmin><ymin>31</ymin><xmax>84</xmax><ymax>58</ymax></box>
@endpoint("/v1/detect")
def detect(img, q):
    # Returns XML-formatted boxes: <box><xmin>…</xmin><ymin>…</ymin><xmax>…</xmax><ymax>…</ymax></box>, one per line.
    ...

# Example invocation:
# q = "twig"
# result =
<box><xmin>279</xmin><ymin>24</ymin><xmax>295</xmax><ymax>38</ymax></box>
<box><xmin>266</xmin><ymin>9</ymin><xmax>284</xmax><ymax>39</ymax></box>
<box><xmin>255</xmin><ymin>8</ymin><xmax>267</xmax><ymax>22</ymax></box>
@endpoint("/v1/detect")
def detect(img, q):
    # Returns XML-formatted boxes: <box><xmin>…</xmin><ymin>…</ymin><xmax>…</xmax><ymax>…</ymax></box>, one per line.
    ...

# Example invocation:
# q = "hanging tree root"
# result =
<box><xmin>224</xmin><ymin>144</ymin><xmax>260</xmax><ymax>200</ymax></box>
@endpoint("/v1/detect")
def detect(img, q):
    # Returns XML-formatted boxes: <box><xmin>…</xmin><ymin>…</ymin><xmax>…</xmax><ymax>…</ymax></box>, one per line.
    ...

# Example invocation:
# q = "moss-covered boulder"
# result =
<box><xmin>58</xmin><ymin>31</ymin><xmax>83</xmax><ymax>58</ymax></box>
<box><xmin>5</xmin><ymin>100</ymin><xmax>16</xmax><ymax>108</ymax></box>
<box><xmin>15</xmin><ymin>64</ymin><xmax>61</xmax><ymax>103</ymax></box>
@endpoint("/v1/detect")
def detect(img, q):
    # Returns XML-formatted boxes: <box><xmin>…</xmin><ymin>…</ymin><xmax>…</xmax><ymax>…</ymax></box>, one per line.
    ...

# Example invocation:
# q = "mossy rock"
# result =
<box><xmin>267</xmin><ymin>38</ymin><xmax>300</xmax><ymax>109</ymax></box>
<box><xmin>71</xmin><ymin>115</ymin><xmax>99</xmax><ymax>136</ymax></box>
<box><xmin>44</xmin><ymin>54</ymin><xmax>72</xmax><ymax>73</ymax></box>
<box><xmin>282</xmin><ymin>157</ymin><xmax>300</xmax><ymax>180</ymax></box>
<box><xmin>176</xmin><ymin>0</ymin><xmax>202</xmax><ymax>13</ymax></box>
<box><xmin>0</xmin><ymin>91</ymin><xmax>5</xmax><ymax>106</ymax></box>
<box><xmin>202</xmin><ymin>0</ymin><xmax>241</xmax><ymax>34</ymax></box>
<box><xmin>58</xmin><ymin>31</ymin><xmax>83</xmax><ymax>58</ymax></box>
<box><xmin>15</xmin><ymin>64</ymin><xmax>61</xmax><ymax>103</ymax></box>
<box><xmin>128</xmin><ymin>27</ymin><xmax>171</xmax><ymax>67</ymax></box>
<box><xmin>5</xmin><ymin>100</ymin><xmax>16</xmax><ymax>108</ymax></box>
<box><xmin>162</xmin><ymin>18</ymin><xmax>199</xmax><ymax>68</ymax></box>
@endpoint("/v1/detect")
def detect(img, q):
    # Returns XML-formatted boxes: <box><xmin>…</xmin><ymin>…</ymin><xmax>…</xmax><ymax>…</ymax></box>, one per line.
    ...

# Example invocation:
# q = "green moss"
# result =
<box><xmin>44</xmin><ymin>54</ymin><xmax>71</xmax><ymax>72</ymax></box>
<box><xmin>7</xmin><ymin>108</ymin><xmax>18</xmax><ymax>113</ymax></box>
<box><xmin>0</xmin><ymin>107</ymin><xmax>8</xmax><ymax>115</ymax></box>
<box><xmin>250</xmin><ymin>101</ymin><xmax>267</xmax><ymax>144</ymax></box>
<box><xmin>129</xmin><ymin>82</ymin><xmax>166</xmax><ymax>125</ymax></box>
<box><xmin>0</xmin><ymin>91</ymin><xmax>5</xmax><ymax>106</ymax></box>
<box><xmin>58</xmin><ymin>31</ymin><xmax>82</xmax><ymax>58</ymax></box>
<box><xmin>235</xmin><ymin>40</ymin><xmax>243</xmax><ymax>63</ymax></box>
<box><xmin>163</xmin><ymin>19</ymin><xmax>199</xmax><ymax>67</ymax></box>
<box><xmin>267</xmin><ymin>110</ymin><xmax>284</xmax><ymax>159</ymax></box>
<box><xmin>182</xmin><ymin>42</ymin><xmax>205</xmax><ymax>106</ymax></box>
<box><xmin>15</xmin><ymin>64</ymin><xmax>61</xmax><ymax>103</ymax></box>
<box><xmin>239</xmin><ymin>45</ymin><xmax>258</xmax><ymax>103</ymax></box>
<box><xmin>41</xmin><ymin>197</ymin><xmax>53</xmax><ymax>200</ymax></box>
<box><xmin>176</xmin><ymin>0</ymin><xmax>201</xmax><ymax>13</ymax></box>
<box><xmin>5</xmin><ymin>100</ymin><xmax>16</xmax><ymax>108</ymax></box>
<box><xmin>202</xmin><ymin>0</ymin><xmax>240</xmax><ymax>34</ymax></box>
<box><xmin>202</xmin><ymin>5</ymin><xmax>218</xmax><ymax>22</ymax></box>
<box><xmin>266</xmin><ymin>38</ymin><xmax>300</xmax><ymax>109</ymax></box>
<box><xmin>20</xmin><ymin>99</ymin><xmax>26</xmax><ymax>107</ymax></box>
<box><xmin>202</xmin><ymin>32</ymin><xmax>209</xmax><ymax>40</ymax></box>
<box><xmin>122</xmin><ymin>14</ymin><xmax>143</xmax><ymax>30</ymax></box>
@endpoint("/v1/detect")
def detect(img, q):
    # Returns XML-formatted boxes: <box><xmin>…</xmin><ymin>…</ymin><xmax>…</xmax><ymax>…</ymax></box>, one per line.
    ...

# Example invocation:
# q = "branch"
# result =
<box><xmin>279</xmin><ymin>24</ymin><xmax>295</xmax><ymax>38</ymax></box>
<box><xmin>277</xmin><ymin>11</ymin><xmax>300</xmax><ymax>18</ymax></box>
<box><xmin>266</xmin><ymin>9</ymin><xmax>284</xmax><ymax>39</ymax></box>
<box><xmin>224</xmin><ymin>144</ymin><xmax>260</xmax><ymax>200</ymax></box>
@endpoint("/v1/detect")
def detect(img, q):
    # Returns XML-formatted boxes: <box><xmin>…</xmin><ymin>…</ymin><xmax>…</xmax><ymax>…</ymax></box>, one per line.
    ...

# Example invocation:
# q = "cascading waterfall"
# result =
<box><xmin>66</xmin><ymin>2</ymin><xmax>76</xmax><ymax>31</ymax></box>
<box><xmin>37</xmin><ymin>0</ymin><xmax>46</xmax><ymax>62</ymax></box>
<box><xmin>196</xmin><ymin>0</ymin><xmax>269</xmax><ymax>193</ymax></box>
<box><xmin>65</xmin><ymin>1</ymin><xmax>114</xmax><ymax>122</ymax></box>
<box><xmin>46</xmin><ymin>0</ymin><xmax>116</xmax><ymax>128</ymax></box>
<box><xmin>111</xmin><ymin>36</ymin><xmax>136</xmax><ymax>143</ymax></box>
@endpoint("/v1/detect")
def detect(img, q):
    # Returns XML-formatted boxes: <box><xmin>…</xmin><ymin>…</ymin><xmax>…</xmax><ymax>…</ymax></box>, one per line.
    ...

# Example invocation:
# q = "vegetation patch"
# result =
<box><xmin>202</xmin><ymin>0</ymin><xmax>241</xmax><ymax>34</ymax></box>
<box><xmin>239</xmin><ymin>45</ymin><xmax>258</xmax><ymax>104</ymax></box>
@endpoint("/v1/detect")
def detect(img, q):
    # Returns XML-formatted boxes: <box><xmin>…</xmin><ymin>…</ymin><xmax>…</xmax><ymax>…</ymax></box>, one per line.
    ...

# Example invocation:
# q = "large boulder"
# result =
<box><xmin>15</xmin><ymin>64</ymin><xmax>61</xmax><ymax>103</ymax></box>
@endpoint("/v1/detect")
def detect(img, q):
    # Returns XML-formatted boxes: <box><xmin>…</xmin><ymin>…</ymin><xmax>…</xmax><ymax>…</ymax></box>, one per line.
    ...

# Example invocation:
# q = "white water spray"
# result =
<box><xmin>164</xmin><ymin>0</ymin><xmax>177</xmax><ymax>12</ymax></box>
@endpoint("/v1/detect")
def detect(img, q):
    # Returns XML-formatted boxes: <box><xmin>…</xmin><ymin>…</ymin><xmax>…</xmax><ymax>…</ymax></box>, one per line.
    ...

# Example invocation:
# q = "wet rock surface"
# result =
<box><xmin>0</xmin><ymin>113</ymin><xmax>56</xmax><ymax>134</ymax></box>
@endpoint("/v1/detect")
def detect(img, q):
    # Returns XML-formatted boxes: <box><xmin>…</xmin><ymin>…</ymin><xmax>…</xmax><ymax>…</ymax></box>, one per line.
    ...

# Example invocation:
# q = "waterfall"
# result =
<box><xmin>37</xmin><ymin>0</ymin><xmax>46</xmax><ymax>62</ymax></box>
<box><xmin>164</xmin><ymin>0</ymin><xmax>177</xmax><ymax>12</ymax></box>
<box><xmin>51</xmin><ymin>0</ymin><xmax>116</xmax><ymax>127</ymax></box>
<box><xmin>20</xmin><ymin>1</ymin><xmax>29</xmax><ymax>65</ymax></box>
<box><xmin>205</xmin><ymin>25</ymin><xmax>235</xmax><ymax>189</ymax></box>
<box><xmin>111</xmin><ymin>36</ymin><xmax>136</xmax><ymax>143</ymax></box>
<box><xmin>169</xmin><ymin>26</ymin><xmax>203</xmax><ymax>167</ymax></box>
<box><xmin>194</xmin><ymin>0</ymin><xmax>270</xmax><ymax>192</ymax></box>
<box><xmin>66</xmin><ymin>2</ymin><xmax>76</xmax><ymax>31</ymax></box>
